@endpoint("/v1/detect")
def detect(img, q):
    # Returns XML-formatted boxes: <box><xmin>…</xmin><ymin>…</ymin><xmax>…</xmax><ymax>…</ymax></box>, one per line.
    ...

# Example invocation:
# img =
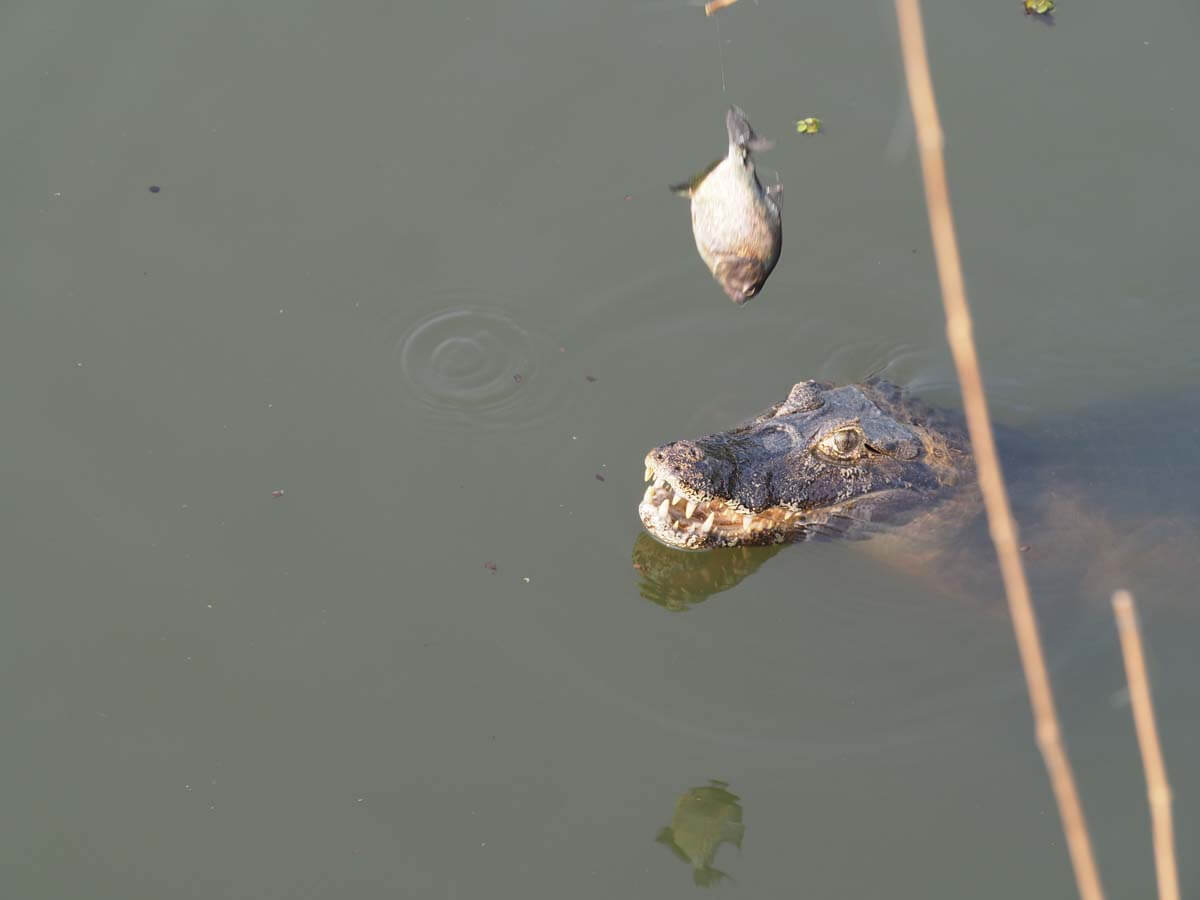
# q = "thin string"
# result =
<box><xmin>714</xmin><ymin>13</ymin><xmax>726</xmax><ymax>93</ymax></box>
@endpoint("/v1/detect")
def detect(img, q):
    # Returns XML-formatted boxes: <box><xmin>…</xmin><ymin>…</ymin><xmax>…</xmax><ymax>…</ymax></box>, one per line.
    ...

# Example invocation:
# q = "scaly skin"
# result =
<box><xmin>638</xmin><ymin>379</ymin><xmax>975</xmax><ymax>550</ymax></box>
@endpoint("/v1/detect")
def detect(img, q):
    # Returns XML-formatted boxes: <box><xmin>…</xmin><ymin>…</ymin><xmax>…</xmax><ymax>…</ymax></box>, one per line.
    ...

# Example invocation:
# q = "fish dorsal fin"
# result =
<box><xmin>669</xmin><ymin>157</ymin><xmax>722</xmax><ymax>196</ymax></box>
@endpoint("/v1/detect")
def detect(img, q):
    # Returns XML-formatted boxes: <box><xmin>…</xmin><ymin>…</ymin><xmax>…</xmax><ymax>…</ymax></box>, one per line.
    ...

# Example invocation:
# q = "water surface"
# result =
<box><xmin>3</xmin><ymin>0</ymin><xmax>1198</xmax><ymax>897</ymax></box>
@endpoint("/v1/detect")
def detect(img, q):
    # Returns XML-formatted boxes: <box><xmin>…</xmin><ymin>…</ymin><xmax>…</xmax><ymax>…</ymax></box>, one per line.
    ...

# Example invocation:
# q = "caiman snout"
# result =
<box><xmin>661</xmin><ymin>441</ymin><xmax>705</xmax><ymax>463</ymax></box>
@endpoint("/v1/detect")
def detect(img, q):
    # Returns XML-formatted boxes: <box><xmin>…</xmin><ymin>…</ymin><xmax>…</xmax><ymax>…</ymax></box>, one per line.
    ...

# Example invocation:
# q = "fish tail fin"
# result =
<box><xmin>726</xmin><ymin>106</ymin><xmax>773</xmax><ymax>152</ymax></box>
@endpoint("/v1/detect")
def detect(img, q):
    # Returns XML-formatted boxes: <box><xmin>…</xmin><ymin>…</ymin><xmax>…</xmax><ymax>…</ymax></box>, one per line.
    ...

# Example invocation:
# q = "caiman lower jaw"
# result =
<box><xmin>638</xmin><ymin>472</ymin><xmax>806</xmax><ymax>550</ymax></box>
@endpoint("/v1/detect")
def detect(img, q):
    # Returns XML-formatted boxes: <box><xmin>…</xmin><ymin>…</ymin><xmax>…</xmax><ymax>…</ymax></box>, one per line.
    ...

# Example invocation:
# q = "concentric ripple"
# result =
<box><xmin>397</xmin><ymin>305</ymin><xmax>562</xmax><ymax>427</ymax></box>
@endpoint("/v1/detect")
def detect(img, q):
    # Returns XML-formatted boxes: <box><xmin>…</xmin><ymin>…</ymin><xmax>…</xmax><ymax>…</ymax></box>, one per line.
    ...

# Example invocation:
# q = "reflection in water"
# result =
<box><xmin>656</xmin><ymin>780</ymin><xmax>745</xmax><ymax>887</ymax></box>
<box><xmin>632</xmin><ymin>532</ymin><xmax>784</xmax><ymax>611</ymax></box>
<box><xmin>396</xmin><ymin>302</ymin><xmax>562</xmax><ymax>427</ymax></box>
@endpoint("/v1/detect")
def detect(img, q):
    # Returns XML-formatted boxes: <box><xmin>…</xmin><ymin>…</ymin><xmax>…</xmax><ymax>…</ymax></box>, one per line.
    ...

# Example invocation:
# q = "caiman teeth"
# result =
<box><xmin>640</xmin><ymin>472</ymin><xmax>812</xmax><ymax>547</ymax></box>
<box><xmin>644</xmin><ymin>465</ymin><xmax>654</xmax><ymax>482</ymax></box>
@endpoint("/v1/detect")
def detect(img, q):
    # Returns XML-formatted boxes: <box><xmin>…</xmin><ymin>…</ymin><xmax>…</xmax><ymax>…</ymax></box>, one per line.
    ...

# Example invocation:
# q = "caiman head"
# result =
<box><xmin>638</xmin><ymin>379</ymin><xmax>974</xmax><ymax>549</ymax></box>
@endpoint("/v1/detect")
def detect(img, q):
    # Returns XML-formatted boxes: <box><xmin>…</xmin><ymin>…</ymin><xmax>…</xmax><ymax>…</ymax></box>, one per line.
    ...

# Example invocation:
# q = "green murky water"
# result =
<box><xmin>3</xmin><ymin>0</ymin><xmax>1198</xmax><ymax>896</ymax></box>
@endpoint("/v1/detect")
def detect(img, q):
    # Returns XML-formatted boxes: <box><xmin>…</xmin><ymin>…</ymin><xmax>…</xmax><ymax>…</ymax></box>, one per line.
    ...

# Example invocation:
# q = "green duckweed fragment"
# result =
<box><xmin>1024</xmin><ymin>0</ymin><xmax>1054</xmax><ymax>14</ymax></box>
<box><xmin>795</xmin><ymin>117</ymin><xmax>821</xmax><ymax>135</ymax></box>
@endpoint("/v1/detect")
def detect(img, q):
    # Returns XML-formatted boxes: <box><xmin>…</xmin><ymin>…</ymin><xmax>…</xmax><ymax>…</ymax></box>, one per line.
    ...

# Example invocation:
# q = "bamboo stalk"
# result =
<box><xmin>892</xmin><ymin>1</ymin><xmax>1105</xmax><ymax>897</ymax></box>
<box><xmin>1112</xmin><ymin>590</ymin><xmax>1179</xmax><ymax>900</ymax></box>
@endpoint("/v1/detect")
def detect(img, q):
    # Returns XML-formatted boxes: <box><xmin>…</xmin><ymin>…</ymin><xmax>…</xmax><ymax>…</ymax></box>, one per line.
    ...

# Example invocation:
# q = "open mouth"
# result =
<box><xmin>638</xmin><ymin>457</ymin><xmax>914</xmax><ymax>549</ymax></box>
<box><xmin>638</xmin><ymin>460</ymin><xmax>805</xmax><ymax>549</ymax></box>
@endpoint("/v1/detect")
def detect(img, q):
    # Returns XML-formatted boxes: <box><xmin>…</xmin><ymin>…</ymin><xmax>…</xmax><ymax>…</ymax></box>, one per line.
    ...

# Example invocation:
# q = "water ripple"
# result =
<box><xmin>396</xmin><ymin>304</ymin><xmax>563</xmax><ymax>428</ymax></box>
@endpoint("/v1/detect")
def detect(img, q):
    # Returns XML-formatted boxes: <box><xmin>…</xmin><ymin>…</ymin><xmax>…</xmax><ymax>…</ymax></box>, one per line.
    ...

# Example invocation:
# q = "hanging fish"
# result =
<box><xmin>671</xmin><ymin>106</ymin><xmax>782</xmax><ymax>305</ymax></box>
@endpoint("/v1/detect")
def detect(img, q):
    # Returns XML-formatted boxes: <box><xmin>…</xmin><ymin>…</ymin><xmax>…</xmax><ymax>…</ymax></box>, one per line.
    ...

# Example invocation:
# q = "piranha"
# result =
<box><xmin>671</xmin><ymin>106</ymin><xmax>782</xmax><ymax>305</ymax></box>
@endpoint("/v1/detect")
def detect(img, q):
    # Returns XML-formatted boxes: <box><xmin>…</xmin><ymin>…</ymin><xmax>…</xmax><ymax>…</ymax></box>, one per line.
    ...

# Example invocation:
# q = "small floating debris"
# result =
<box><xmin>1023</xmin><ymin>0</ymin><xmax>1054</xmax><ymax>14</ymax></box>
<box><xmin>148</xmin><ymin>185</ymin><xmax>161</xmax><ymax>193</ymax></box>
<box><xmin>271</xmin><ymin>489</ymin><xmax>285</xmax><ymax>498</ymax></box>
<box><xmin>595</xmin><ymin>473</ymin><xmax>606</xmax><ymax>482</ymax></box>
<box><xmin>704</xmin><ymin>0</ymin><xmax>740</xmax><ymax>13</ymax></box>
<box><xmin>484</xmin><ymin>561</ymin><xmax>498</xmax><ymax>574</ymax></box>
<box><xmin>585</xmin><ymin>374</ymin><xmax>597</xmax><ymax>382</ymax></box>
<box><xmin>795</xmin><ymin>117</ymin><xmax>822</xmax><ymax>135</ymax></box>
<box><xmin>513</xmin><ymin>373</ymin><xmax>523</xmax><ymax>384</ymax></box>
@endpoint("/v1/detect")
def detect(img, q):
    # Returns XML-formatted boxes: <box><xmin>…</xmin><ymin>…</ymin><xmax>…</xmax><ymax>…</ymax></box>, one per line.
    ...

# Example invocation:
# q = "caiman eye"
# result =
<box><xmin>817</xmin><ymin>427</ymin><xmax>866</xmax><ymax>460</ymax></box>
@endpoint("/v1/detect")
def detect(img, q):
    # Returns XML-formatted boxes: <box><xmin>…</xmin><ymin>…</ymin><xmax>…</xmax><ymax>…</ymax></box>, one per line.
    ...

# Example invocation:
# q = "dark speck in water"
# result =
<box><xmin>586</xmin><ymin>374</ymin><xmax>597</xmax><ymax>382</ymax></box>
<box><xmin>148</xmin><ymin>185</ymin><xmax>161</xmax><ymax>193</ymax></box>
<box><xmin>513</xmin><ymin>373</ymin><xmax>523</xmax><ymax>384</ymax></box>
<box><xmin>595</xmin><ymin>473</ymin><xmax>605</xmax><ymax>482</ymax></box>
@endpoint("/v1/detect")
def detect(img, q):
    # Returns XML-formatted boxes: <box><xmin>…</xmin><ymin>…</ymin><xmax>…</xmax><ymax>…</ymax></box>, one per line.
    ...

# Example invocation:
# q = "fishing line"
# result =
<box><xmin>708</xmin><ymin>0</ymin><xmax>762</xmax><ymax>94</ymax></box>
<box><xmin>713</xmin><ymin>12</ymin><xmax>727</xmax><ymax>93</ymax></box>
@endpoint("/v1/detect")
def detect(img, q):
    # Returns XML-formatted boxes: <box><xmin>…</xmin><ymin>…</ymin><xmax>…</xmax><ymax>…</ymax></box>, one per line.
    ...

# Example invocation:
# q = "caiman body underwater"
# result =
<box><xmin>633</xmin><ymin>376</ymin><xmax>1200</xmax><ymax>610</ymax></box>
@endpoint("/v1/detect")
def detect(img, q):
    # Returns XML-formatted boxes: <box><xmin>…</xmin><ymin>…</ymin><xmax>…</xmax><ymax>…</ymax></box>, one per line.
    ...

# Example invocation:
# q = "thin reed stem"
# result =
<box><xmin>1112</xmin><ymin>590</ymin><xmax>1179</xmax><ymax>900</ymax></box>
<box><xmin>892</xmin><ymin>1</ymin><xmax>1104</xmax><ymax>897</ymax></box>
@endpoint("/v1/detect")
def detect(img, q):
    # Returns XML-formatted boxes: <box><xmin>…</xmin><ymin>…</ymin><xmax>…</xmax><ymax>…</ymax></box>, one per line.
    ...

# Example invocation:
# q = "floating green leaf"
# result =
<box><xmin>795</xmin><ymin>117</ymin><xmax>821</xmax><ymax>135</ymax></box>
<box><xmin>1024</xmin><ymin>0</ymin><xmax>1054</xmax><ymax>14</ymax></box>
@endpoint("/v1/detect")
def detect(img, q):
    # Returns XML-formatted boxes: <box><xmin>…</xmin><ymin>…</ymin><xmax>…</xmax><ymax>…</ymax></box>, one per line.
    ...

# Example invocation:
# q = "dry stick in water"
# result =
<box><xmin>1112</xmin><ymin>590</ymin><xmax>1180</xmax><ymax>900</ymax></box>
<box><xmin>892</xmin><ymin>1</ymin><xmax>1106</xmax><ymax>898</ymax></box>
<box><xmin>704</xmin><ymin>0</ymin><xmax>739</xmax><ymax>15</ymax></box>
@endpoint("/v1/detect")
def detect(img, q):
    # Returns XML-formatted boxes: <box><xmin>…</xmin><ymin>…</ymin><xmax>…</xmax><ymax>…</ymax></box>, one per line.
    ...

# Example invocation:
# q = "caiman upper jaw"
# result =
<box><xmin>639</xmin><ymin>457</ymin><xmax>807</xmax><ymax>550</ymax></box>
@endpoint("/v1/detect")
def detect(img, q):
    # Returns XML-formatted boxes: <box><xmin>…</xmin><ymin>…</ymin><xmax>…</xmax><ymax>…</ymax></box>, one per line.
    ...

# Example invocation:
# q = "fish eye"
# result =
<box><xmin>817</xmin><ymin>427</ymin><xmax>865</xmax><ymax>460</ymax></box>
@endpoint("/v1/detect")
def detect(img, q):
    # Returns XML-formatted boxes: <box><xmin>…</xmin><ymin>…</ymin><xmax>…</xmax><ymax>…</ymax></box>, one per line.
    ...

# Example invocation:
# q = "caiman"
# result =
<box><xmin>634</xmin><ymin>377</ymin><xmax>1200</xmax><ymax>609</ymax></box>
<box><xmin>638</xmin><ymin>379</ymin><xmax>975</xmax><ymax>550</ymax></box>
